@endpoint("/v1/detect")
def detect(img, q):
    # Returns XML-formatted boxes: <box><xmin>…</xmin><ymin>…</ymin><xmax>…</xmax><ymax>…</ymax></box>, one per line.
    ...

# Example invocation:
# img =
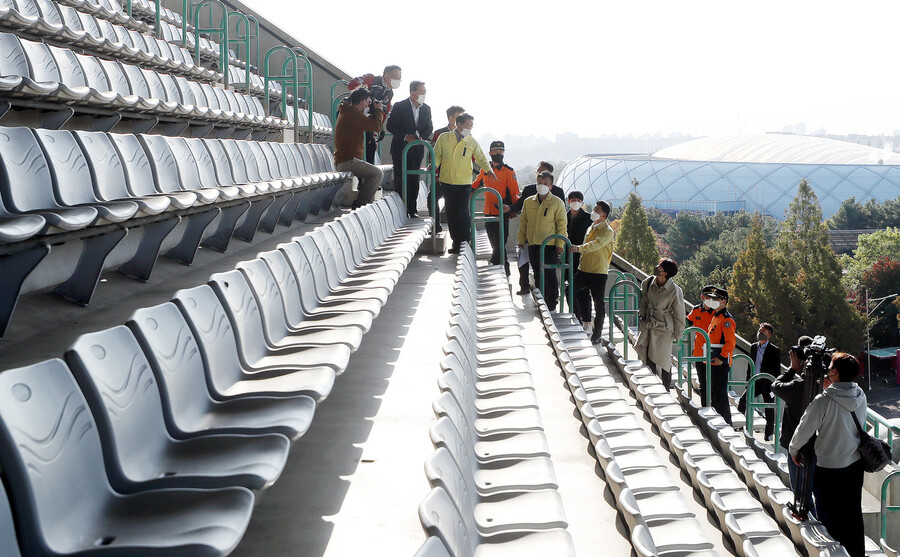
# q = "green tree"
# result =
<box><xmin>615</xmin><ymin>192</ymin><xmax>659</xmax><ymax>273</ymax></box>
<box><xmin>841</xmin><ymin>228</ymin><xmax>900</xmax><ymax>290</ymax></box>
<box><xmin>828</xmin><ymin>197</ymin><xmax>871</xmax><ymax>230</ymax></box>
<box><xmin>858</xmin><ymin>257</ymin><xmax>900</xmax><ymax>348</ymax></box>
<box><xmin>775</xmin><ymin>180</ymin><xmax>865</xmax><ymax>353</ymax></box>
<box><xmin>729</xmin><ymin>215</ymin><xmax>797</xmax><ymax>351</ymax></box>
<box><xmin>666</xmin><ymin>213</ymin><xmax>711</xmax><ymax>263</ymax></box>
<box><xmin>646</xmin><ymin>207</ymin><xmax>674</xmax><ymax>235</ymax></box>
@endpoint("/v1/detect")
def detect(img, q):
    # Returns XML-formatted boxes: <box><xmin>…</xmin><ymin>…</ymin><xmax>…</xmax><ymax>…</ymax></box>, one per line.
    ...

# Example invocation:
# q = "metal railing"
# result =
<box><xmin>227</xmin><ymin>11</ymin><xmax>254</xmax><ymax>92</ymax></box>
<box><xmin>607</xmin><ymin>279</ymin><xmax>640</xmax><ymax>358</ymax></box>
<box><xmin>539</xmin><ymin>234</ymin><xmax>574</xmax><ymax>313</ymax></box>
<box><xmin>264</xmin><ymin>46</ymin><xmax>313</xmax><ymax>143</ymax></box>
<box><xmin>193</xmin><ymin>0</ymin><xmax>228</xmax><ymax>82</ymax></box>
<box><xmin>882</xmin><ymin>471</ymin><xmax>900</xmax><ymax>553</ymax></box>
<box><xmin>403</xmin><ymin>140</ymin><xmax>439</xmax><ymax>252</ymax></box>
<box><xmin>677</xmin><ymin>327</ymin><xmax>712</xmax><ymax>404</ymax></box>
<box><xmin>469</xmin><ymin>187</ymin><xmax>505</xmax><ymax>269</ymax></box>
<box><xmin>745</xmin><ymin>372</ymin><xmax>781</xmax><ymax>442</ymax></box>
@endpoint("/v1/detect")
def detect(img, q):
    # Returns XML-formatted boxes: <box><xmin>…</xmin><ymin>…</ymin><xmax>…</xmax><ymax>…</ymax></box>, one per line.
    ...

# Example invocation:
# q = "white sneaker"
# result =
<box><xmin>583</xmin><ymin>321</ymin><xmax>593</xmax><ymax>335</ymax></box>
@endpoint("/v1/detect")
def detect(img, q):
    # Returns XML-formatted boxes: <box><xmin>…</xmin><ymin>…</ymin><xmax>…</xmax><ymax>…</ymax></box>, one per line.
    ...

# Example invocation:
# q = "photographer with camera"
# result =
<box><xmin>771</xmin><ymin>336</ymin><xmax>815</xmax><ymax>511</ymax></box>
<box><xmin>790</xmin><ymin>352</ymin><xmax>867</xmax><ymax>557</ymax></box>
<box><xmin>347</xmin><ymin>65</ymin><xmax>402</xmax><ymax>163</ymax></box>
<box><xmin>333</xmin><ymin>87</ymin><xmax>386</xmax><ymax>208</ymax></box>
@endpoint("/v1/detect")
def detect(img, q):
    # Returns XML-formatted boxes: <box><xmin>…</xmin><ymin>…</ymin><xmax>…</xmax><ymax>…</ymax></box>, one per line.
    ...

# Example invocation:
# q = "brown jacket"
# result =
<box><xmin>333</xmin><ymin>103</ymin><xmax>383</xmax><ymax>164</ymax></box>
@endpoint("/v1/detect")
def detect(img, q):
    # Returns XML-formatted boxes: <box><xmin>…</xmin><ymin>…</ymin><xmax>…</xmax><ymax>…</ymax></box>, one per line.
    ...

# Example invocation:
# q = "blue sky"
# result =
<box><xmin>252</xmin><ymin>0</ymin><xmax>900</xmax><ymax>141</ymax></box>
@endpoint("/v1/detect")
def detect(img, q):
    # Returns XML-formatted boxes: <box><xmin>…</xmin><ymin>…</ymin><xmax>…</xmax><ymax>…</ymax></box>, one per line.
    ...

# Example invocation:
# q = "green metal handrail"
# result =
<box><xmin>469</xmin><ymin>187</ymin><xmax>505</xmax><ymax>270</ymax></box>
<box><xmin>402</xmin><ymin>140</ymin><xmax>437</xmax><ymax>251</ymax></box>
<box><xmin>745</xmin><ymin>372</ymin><xmax>781</xmax><ymax>441</ymax></box>
<box><xmin>607</xmin><ymin>279</ymin><xmax>640</xmax><ymax>358</ymax></box>
<box><xmin>289</xmin><ymin>46</ymin><xmax>314</xmax><ymax>143</ymax></box>
<box><xmin>246</xmin><ymin>15</ymin><xmax>259</xmax><ymax>71</ymax></box>
<box><xmin>153</xmin><ymin>0</ymin><xmax>160</xmax><ymax>38</ymax></box>
<box><xmin>180</xmin><ymin>0</ymin><xmax>192</xmax><ymax>46</ymax></box>
<box><xmin>330</xmin><ymin>80</ymin><xmax>349</xmax><ymax>151</ymax></box>
<box><xmin>868</xmin><ymin>411</ymin><xmax>900</xmax><ymax>452</ymax></box>
<box><xmin>264</xmin><ymin>46</ymin><xmax>313</xmax><ymax>143</ymax></box>
<box><xmin>882</xmin><ymin>471</ymin><xmax>900</xmax><ymax>550</ymax></box>
<box><xmin>676</xmin><ymin>327</ymin><xmax>712</xmax><ymax>404</ymax></box>
<box><xmin>539</xmin><ymin>234</ymin><xmax>573</xmax><ymax>313</ymax></box>
<box><xmin>731</xmin><ymin>353</ymin><xmax>755</xmax><ymax>393</ymax></box>
<box><xmin>608</xmin><ymin>277</ymin><xmax>640</xmax><ymax>338</ymax></box>
<box><xmin>193</xmin><ymin>0</ymin><xmax>228</xmax><ymax>84</ymax></box>
<box><xmin>227</xmin><ymin>11</ymin><xmax>251</xmax><ymax>92</ymax></box>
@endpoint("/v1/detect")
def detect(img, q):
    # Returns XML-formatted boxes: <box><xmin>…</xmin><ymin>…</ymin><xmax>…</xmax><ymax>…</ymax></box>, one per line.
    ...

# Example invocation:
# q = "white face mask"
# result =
<box><xmin>416</xmin><ymin>94</ymin><xmax>426</xmax><ymax>105</ymax></box>
<box><xmin>459</xmin><ymin>128</ymin><xmax>471</xmax><ymax>138</ymax></box>
<box><xmin>569</xmin><ymin>202</ymin><xmax>581</xmax><ymax>212</ymax></box>
<box><xmin>363</xmin><ymin>107</ymin><xmax>370</xmax><ymax>117</ymax></box>
<box><xmin>537</xmin><ymin>184</ymin><xmax>550</xmax><ymax>196</ymax></box>
<box><xmin>390</xmin><ymin>78</ymin><xmax>401</xmax><ymax>89</ymax></box>
<box><xmin>590</xmin><ymin>211</ymin><xmax>602</xmax><ymax>222</ymax></box>
<box><xmin>704</xmin><ymin>299</ymin><xmax>720</xmax><ymax>310</ymax></box>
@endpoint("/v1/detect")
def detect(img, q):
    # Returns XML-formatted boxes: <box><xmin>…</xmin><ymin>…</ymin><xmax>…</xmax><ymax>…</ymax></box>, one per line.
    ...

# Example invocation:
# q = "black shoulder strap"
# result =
<box><xmin>850</xmin><ymin>410</ymin><xmax>866</xmax><ymax>436</ymax></box>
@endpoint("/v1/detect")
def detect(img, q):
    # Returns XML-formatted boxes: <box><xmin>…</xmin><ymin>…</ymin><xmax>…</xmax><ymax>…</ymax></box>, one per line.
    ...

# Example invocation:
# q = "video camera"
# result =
<box><xmin>802</xmin><ymin>335</ymin><xmax>835</xmax><ymax>382</ymax></box>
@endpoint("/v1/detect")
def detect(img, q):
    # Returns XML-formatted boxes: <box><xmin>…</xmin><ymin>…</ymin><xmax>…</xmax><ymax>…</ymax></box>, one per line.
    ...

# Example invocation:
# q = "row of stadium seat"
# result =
<box><xmin>602</xmin><ymin>311</ymin><xmax>889</xmax><ymax>556</ymax></box>
<box><xmin>0</xmin><ymin>31</ymin><xmax>295</xmax><ymax>131</ymax></box>
<box><xmin>0</xmin><ymin>125</ymin><xmax>352</xmax><ymax>336</ymax></box>
<box><xmin>532</xmin><ymin>290</ymin><xmax>723</xmax><ymax>556</ymax></box>
<box><xmin>0</xmin><ymin>0</ymin><xmax>219</xmax><ymax>82</ymax></box>
<box><xmin>0</xmin><ymin>195</ymin><xmax>431</xmax><ymax>556</ymax></box>
<box><xmin>416</xmin><ymin>244</ymin><xmax>575</xmax><ymax>557</ymax></box>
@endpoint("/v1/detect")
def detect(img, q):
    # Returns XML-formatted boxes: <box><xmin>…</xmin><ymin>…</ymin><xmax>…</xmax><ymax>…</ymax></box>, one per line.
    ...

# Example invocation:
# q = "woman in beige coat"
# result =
<box><xmin>634</xmin><ymin>258</ymin><xmax>686</xmax><ymax>389</ymax></box>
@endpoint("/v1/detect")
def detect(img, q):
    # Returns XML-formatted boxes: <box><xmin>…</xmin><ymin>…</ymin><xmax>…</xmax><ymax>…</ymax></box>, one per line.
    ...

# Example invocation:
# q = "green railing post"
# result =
<box><xmin>469</xmin><ymin>187</ymin><xmax>505</xmax><ymax>270</ymax></box>
<box><xmin>607</xmin><ymin>280</ymin><xmax>641</xmax><ymax>358</ymax></box>
<box><xmin>193</xmin><ymin>0</ymin><xmax>228</xmax><ymax>85</ymax></box>
<box><xmin>127</xmin><ymin>0</ymin><xmax>132</xmax><ymax>17</ymax></box>
<box><xmin>290</xmin><ymin>46</ymin><xmax>314</xmax><ymax>143</ymax></box>
<box><xmin>867</xmin><ymin>410</ymin><xmax>900</xmax><ymax>454</ymax></box>
<box><xmin>539</xmin><ymin>234</ymin><xmax>574</xmax><ymax>313</ymax></box>
<box><xmin>264</xmin><ymin>46</ymin><xmax>302</xmax><ymax>140</ymax></box>
<box><xmin>676</xmin><ymin>327</ymin><xmax>712</xmax><ymax>404</ymax></box>
<box><xmin>247</xmin><ymin>15</ymin><xmax>259</xmax><ymax>71</ymax></box>
<box><xmin>227</xmin><ymin>11</ymin><xmax>251</xmax><ymax>92</ymax></box>
<box><xmin>731</xmin><ymin>353</ymin><xmax>755</xmax><ymax>394</ymax></box>
<box><xmin>402</xmin><ymin>140</ymin><xmax>437</xmax><ymax>248</ymax></box>
<box><xmin>330</xmin><ymin>80</ymin><xmax>349</xmax><ymax>151</ymax></box>
<box><xmin>746</xmin><ymin>373</ymin><xmax>781</xmax><ymax>442</ymax></box>
<box><xmin>153</xmin><ymin>0</ymin><xmax>160</xmax><ymax>38</ymax></box>
<box><xmin>882</xmin><ymin>471</ymin><xmax>900</xmax><ymax>552</ymax></box>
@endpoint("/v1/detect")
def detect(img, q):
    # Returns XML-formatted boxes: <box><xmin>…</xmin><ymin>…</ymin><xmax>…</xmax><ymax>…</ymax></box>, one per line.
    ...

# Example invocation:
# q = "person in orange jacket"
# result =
<box><xmin>686</xmin><ymin>285</ymin><xmax>716</xmax><ymax>404</ymax></box>
<box><xmin>705</xmin><ymin>286</ymin><xmax>737</xmax><ymax>425</ymax></box>
<box><xmin>472</xmin><ymin>140</ymin><xmax>519</xmax><ymax>275</ymax></box>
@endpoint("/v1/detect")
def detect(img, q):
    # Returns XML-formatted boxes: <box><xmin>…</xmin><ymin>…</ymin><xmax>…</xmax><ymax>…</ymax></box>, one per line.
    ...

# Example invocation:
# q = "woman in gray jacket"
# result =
<box><xmin>789</xmin><ymin>353</ymin><xmax>867</xmax><ymax>557</ymax></box>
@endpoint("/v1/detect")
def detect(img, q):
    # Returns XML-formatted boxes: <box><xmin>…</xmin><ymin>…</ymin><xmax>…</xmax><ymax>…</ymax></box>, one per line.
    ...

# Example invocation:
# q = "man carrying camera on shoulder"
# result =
<box><xmin>333</xmin><ymin>87</ymin><xmax>385</xmax><ymax>209</ymax></box>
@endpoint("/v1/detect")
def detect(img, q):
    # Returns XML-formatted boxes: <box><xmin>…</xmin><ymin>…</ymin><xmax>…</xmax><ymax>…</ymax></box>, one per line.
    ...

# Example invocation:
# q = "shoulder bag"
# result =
<box><xmin>851</xmin><ymin>411</ymin><xmax>892</xmax><ymax>473</ymax></box>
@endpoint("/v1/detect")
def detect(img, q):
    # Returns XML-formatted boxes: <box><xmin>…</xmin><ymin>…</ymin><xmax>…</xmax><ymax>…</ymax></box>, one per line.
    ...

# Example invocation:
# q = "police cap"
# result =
<box><xmin>700</xmin><ymin>285</ymin><xmax>717</xmax><ymax>297</ymax></box>
<box><xmin>489</xmin><ymin>140</ymin><xmax>505</xmax><ymax>151</ymax></box>
<box><xmin>708</xmin><ymin>286</ymin><xmax>729</xmax><ymax>301</ymax></box>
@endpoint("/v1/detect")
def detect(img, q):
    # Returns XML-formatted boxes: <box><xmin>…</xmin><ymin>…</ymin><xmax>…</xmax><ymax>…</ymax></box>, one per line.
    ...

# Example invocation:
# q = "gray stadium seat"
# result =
<box><xmin>65</xmin><ymin>325</ymin><xmax>290</xmax><ymax>492</ymax></box>
<box><xmin>297</xmin><ymin>230</ymin><xmax>393</xmax><ymax>302</ymax></box>
<box><xmin>173</xmin><ymin>284</ymin><xmax>335</xmax><ymax>402</ymax></box>
<box><xmin>0</xmin><ymin>478</ymin><xmax>22</xmax><ymax>557</ymax></box>
<box><xmin>237</xmin><ymin>256</ymin><xmax>364</xmax><ymax>350</ymax></box>
<box><xmin>207</xmin><ymin>269</ymin><xmax>352</xmax><ymax>373</ymax></box>
<box><xmin>418</xmin><ymin>487</ymin><xmax>576</xmax><ymax>557</ymax></box>
<box><xmin>128</xmin><ymin>302</ymin><xmax>317</xmax><ymax>441</ymax></box>
<box><xmin>0</xmin><ymin>358</ymin><xmax>254</xmax><ymax>556</ymax></box>
<box><xmin>413</xmin><ymin>537</ymin><xmax>451</xmax><ymax>557</ymax></box>
<box><xmin>258</xmin><ymin>248</ymin><xmax>374</xmax><ymax>333</ymax></box>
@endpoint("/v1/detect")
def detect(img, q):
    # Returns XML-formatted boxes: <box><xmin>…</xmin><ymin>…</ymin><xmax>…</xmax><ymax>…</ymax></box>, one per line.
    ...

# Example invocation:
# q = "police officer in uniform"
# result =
<box><xmin>687</xmin><ymin>285</ymin><xmax>716</xmax><ymax>403</ymax></box>
<box><xmin>706</xmin><ymin>286</ymin><xmax>736</xmax><ymax>425</ymax></box>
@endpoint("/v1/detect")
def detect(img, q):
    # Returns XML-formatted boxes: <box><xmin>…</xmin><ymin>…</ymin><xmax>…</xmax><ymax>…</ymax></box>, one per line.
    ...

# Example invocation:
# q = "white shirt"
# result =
<box><xmin>411</xmin><ymin>101</ymin><xmax>420</xmax><ymax>126</ymax></box>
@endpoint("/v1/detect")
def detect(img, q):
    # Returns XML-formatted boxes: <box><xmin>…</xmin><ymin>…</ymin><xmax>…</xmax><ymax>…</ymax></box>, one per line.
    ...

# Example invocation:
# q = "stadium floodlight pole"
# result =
<box><xmin>866</xmin><ymin>290</ymin><xmax>900</xmax><ymax>391</ymax></box>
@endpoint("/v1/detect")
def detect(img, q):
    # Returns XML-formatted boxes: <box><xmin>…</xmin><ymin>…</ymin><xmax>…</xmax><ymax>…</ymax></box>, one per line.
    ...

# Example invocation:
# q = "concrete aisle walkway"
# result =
<box><xmin>512</xmin><ymin>293</ymin><xmax>635</xmax><ymax>557</ymax></box>
<box><xmin>231</xmin><ymin>252</ymin><xmax>457</xmax><ymax>557</ymax></box>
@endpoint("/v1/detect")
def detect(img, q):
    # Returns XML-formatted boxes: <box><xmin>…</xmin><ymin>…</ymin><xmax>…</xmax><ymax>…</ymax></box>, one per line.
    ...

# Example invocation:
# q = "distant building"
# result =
<box><xmin>559</xmin><ymin>133</ymin><xmax>900</xmax><ymax>219</ymax></box>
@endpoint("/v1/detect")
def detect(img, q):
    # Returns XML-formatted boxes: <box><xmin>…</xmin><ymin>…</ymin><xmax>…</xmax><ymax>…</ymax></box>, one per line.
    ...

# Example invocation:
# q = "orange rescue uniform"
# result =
<box><xmin>472</xmin><ymin>164</ymin><xmax>519</xmax><ymax>216</ymax></box>
<box><xmin>686</xmin><ymin>305</ymin><xmax>715</xmax><ymax>357</ymax></box>
<box><xmin>707</xmin><ymin>309</ymin><xmax>737</xmax><ymax>365</ymax></box>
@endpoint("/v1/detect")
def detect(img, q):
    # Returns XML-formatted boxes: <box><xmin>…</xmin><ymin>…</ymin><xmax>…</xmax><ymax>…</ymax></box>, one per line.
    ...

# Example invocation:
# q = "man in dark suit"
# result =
<box><xmin>738</xmin><ymin>322</ymin><xmax>782</xmax><ymax>440</ymax></box>
<box><xmin>386</xmin><ymin>80</ymin><xmax>432</xmax><ymax>218</ymax></box>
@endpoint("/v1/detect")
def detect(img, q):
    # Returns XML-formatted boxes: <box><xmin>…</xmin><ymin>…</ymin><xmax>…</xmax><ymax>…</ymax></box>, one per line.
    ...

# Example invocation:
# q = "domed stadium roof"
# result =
<box><xmin>653</xmin><ymin>134</ymin><xmax>900</xmax><ymax>165</ymax></box>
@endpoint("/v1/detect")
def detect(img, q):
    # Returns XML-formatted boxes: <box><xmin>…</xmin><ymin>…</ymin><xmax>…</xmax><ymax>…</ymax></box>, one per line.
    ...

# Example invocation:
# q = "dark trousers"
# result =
<box><xmin>365</xmin><ymin>132</ymin><xmax>378</xmax><ymax>163</ymax></box>
<box><xmin>574</xmin><ymin>271</ymin><xmax>607</xmax><ymax>331</ymax></box>
<box><xmin>485</xmin><ymin>219</ymin><xmax>511</xmax><ymax>275</ymax></box>
<box><xmin>648</xmin><ymin>360</ymin><xmax>671</xmax><ymax>390</ymax></box>
<box><xmin>814</xmin><ymin>460</ymin><xmax>865</xmax><ymax>557</ymax></box>
<box><xmin>518</xmin><ymin>259</ymin><xmax>531</xmax><ymax>291</ymax></box>
<box><xmin>429</xmin><ymin>182</ymin><xmax>444</xmax><ymax>232</ymax></box>
<box><xmin>392</xmin><ymin>147</ymin><xmax>423</xmax><ymax>217</ymax></box>
<box><xmin>710</xmin><ymin>363</ymin><xmax>732</xmax><ymax>425</ymax></box>
<box><xmin>443</xmin><ymin>183</ymin><xmax>471</xmax><ymax>251</ymax></box>
<box><xmin>528</xmin><ymin>244</ymin><xmax>559</xmax><ymax>309</ymax></box>
<box><xmin>738</xmin><ymin>380</ymin><xmax>775</xmax><ymax>438</ymax></box>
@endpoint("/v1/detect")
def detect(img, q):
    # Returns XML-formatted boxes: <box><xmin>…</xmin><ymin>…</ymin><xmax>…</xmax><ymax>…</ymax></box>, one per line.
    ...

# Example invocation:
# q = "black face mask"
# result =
<box><xmin>490</xmin><ymin>154</ymin><xmax>504</xmax><ymax>164</ymax></box>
